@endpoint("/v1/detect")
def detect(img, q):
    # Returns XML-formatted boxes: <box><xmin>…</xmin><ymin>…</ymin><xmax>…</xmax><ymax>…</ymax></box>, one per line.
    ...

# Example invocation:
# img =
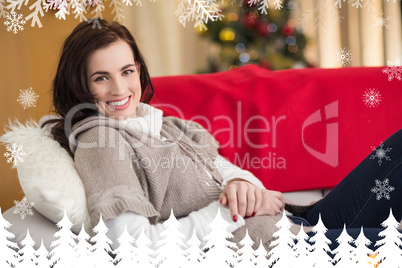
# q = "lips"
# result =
<box><xmin>106</xmin><ymin>96</ymin><xmax>131</xmax><ymax>111</ymax></box>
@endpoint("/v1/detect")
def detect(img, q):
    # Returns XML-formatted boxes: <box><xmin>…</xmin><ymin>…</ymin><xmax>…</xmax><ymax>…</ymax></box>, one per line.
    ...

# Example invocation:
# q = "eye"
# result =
<box><xmin>123</xmin><ymin>69</ymin><xmax>134</xmax><ymax>75</ymax></box>
<box><xmin>94</xmin><ymin>76</ymin><xmax>107</xmax><ymax>82</ymax></box>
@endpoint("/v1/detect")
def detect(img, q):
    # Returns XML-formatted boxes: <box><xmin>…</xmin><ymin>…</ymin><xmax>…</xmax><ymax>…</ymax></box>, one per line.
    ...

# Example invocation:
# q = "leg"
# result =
<box><xmin>302</xmin><ymin>129</ymin><xmax>402</xmax><ymax>229</ymax></box>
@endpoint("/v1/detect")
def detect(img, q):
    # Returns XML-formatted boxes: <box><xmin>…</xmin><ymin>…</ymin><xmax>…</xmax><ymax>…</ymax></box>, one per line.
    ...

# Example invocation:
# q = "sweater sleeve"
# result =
<box><xmin>214</xmin><ymin>155</ymin><xmax>266</xmax><ymax>189</ymax></box>
<box><xmin>74</xmin><ymin>126</ymin><xmax>159</xmax><ymax>225</ymax></box>
<box><xmin>105</xmin><ymin>201</ymin><xmax>245</xmax><ymax>251</ymax></box>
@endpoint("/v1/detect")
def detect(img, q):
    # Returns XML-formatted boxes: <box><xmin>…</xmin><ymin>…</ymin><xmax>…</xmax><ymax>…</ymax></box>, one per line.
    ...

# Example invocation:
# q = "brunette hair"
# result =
<box><xmin>43</xmin><ymin>20</ymin><xmax>154</xmax><ymax>157</ymax></box>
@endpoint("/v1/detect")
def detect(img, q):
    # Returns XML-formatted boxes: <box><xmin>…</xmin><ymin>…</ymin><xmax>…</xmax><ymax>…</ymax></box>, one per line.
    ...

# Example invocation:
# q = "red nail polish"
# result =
<box><xmin>233</xmin><ymin>215</ymin><xmax>238</xmax><ymax>222</ymax></box>
<box><xmin>252</xmin><ymin>212</ymin><xmax>256</xmax><ymax>217</ymax></box>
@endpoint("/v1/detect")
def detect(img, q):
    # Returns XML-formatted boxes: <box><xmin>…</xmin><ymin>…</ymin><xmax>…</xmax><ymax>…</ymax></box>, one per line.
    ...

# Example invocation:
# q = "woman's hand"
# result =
<box><xmin>219</xmin><ymin>179</ymin><xmax>284</xmax><ymax>222</ymax></box>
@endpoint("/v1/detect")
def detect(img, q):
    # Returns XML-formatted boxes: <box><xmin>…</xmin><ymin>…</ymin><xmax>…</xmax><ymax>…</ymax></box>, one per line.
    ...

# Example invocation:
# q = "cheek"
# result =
<box><xmin>89</xmin><ymin>85</ymin><xmax>105</xmax><ymax>102</ymax></box>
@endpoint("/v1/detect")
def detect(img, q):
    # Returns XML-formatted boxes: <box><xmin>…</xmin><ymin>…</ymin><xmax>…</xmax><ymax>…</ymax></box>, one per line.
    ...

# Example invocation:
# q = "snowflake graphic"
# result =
<box><xmin>3</xmin><ymin>12</ymin><xmax>26</xmax><ymax>34</ymax></box>
<box><xmin>362</xmin><ymin>88</ymin><xmax>382</xmax><ymax>108</ymax></box>
<box><xmin>370</xmin><ymin>142</ymin><xmax>392</xmax><ymax>165</ymax></box>
<box><xmin>16</xmin><ymin>87</ymin><xmax>39</xmax><ymax>109</ymax></box>
<box><xmin>382</xmin><ymin>60</ymin><xmax>402</xmax><ymax>81</ymax></box>
<box><xmin>370</xmin><ymin>10</ymin><xmax>391</xmax><ymax>33</ymax></box>
<box><xmin>13</xmin><ymin>196</ymin><xmax>35</xmax><ymax>220</ymax></box>
<box><xmin>335</xmin><ymin>47</ymin><xmax>352</xmax><ymax>67</ymax></box>
<box><xmin>3</xmin><ymin>143</ymin><xmax>26</xmax><ymax>166</ymax></box>
<box><xmin>371</xmin><ymin>178</ymin><xmax>395</xmax><ymax>200</ymax></box>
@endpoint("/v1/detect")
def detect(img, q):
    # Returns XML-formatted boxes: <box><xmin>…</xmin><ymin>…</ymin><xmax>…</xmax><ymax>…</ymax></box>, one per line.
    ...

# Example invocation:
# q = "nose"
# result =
<box><xmin>110</xmin><ymin>77</ymin><xmax>125</xmax><ymax>96</ymax></box>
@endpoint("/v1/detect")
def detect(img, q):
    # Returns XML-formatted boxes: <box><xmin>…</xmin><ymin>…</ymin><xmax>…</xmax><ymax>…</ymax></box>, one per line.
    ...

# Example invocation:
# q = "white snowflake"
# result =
<box><xmin>370</xmin><ymin>142</ymin><xmax>392</xmax><ymax>165</ymax></box>
<box><xmin>3</xmin><ymin>11</ymin><xmax>26</xmax><ymax>34</ymax></box>
<box><xmin>362</xmin><ymin>88</ymin><xmax>382</xmax><ymax>108</ymax></box>
<box><xmin>25</xmin><ymin>0</ymin><xmax>45</xmax><ymax>28</ymax></box>
<box><xmin>13</xmin><ymin>196</ymin><xmax>35</xmax><ymax>220</ymax></box>
<box><xmin>334</xmin><ymin>0</ymin><xmax>346</xmax><ymax>8</ymax></box>
<box><xmin>351</xmin><ymin>0</ymin><xmax>363</xmax><ymax>8</ymax></box>
<box><xmin>299</xmin><ymin>0</ymin><xmax>342</xmax><ymax>34</ymax></box>
<box><xmin>370</xmin><ymin>10</ymin><xmax>391</xmax><ymax>33</ymax></box>
<box><xmin>3</xmin><ymin>143</ymin><xmax>26</xmax><ymax>166</ymax></box>
<box><xmin>16</xmin><ymin>87</ymin><xmax>39</xmax><ymax>109</ymax></box>
<box><xmin>335</xmin><ymin>47</ymin><xmax>352</xmax><ymax>66</ymax></box>
<box><xmin>175</xmin><ymin>0</ymin><xmax>224</xmax><ymax>30</ymax></box>
<box><xmin>371</xmin><ymin>178</ymin><xmax>395</xmax><ymax>200</ymax></box>
<box><xmin>382</xmin><ymin>60</ymin><xmax>402</xmax><ymax>81</ymax></box>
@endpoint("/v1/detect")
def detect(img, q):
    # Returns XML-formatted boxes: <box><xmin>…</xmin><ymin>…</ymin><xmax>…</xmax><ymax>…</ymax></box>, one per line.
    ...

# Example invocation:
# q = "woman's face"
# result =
<box><xmin>87</xmin><ymin>39</ymin><xmax>142</xmax><ymax>120</ymax></box>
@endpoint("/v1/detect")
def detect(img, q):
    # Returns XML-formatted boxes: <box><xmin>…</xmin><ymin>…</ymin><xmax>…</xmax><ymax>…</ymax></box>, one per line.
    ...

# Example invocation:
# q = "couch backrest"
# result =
<box><xmin>150</xmin><ymin>64</ymin><xmax>402</xmax><ymax>192</ymax></box>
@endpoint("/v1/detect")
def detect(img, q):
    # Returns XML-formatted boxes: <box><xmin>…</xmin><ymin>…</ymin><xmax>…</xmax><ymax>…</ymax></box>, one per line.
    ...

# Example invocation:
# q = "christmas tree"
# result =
<box><xmin>200</xmin><ymin>0</ymin><xmax>309</xmax><ymax>72</ymax></box>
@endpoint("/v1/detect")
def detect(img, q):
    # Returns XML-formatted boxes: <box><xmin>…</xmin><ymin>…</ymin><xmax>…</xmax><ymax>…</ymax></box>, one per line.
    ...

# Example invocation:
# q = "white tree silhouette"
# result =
<box><xmin>155</xmin><ymin>210</ymin><xmax>188</xmax><ymax>268</ymax></box>
<box><xmin>90</xmin><ymin>214</ymin><xmax>115</xmax><ymax>268</ymax></box>
<box><xmin>268</xmin><ymin>212</ymin><xmax>296</xmax><ymax>267</ymax></box>
<box><xmin>49</xmin><ymin>211</ymin><xmax>77</xmax><ymax>268</ymax></box>
<box><xmin>0</xmin><ymin>208</ymin><xmax>19</xmax><ymax>267</ymax></box>
<box><xmin>353</xmin><ymin>227</ymin><xmax>374</xmax><ymax>268</ymax></box>
<box><xmin>237</xmin><ymin>229</ymin><xmax>256</xmax><ymax>267</ymax></box>
<box><xmin>133</xmin><ymin>228</ymin><xmax>155</xmax><ymax>268</ymax></box>
<box><xmin>202</xmin><ymin>208</ymin><xmax>238</xmax><ymax>267</ymax></box>
<box><xmin>114</xmin><ymin>225</ymin><xmax>136</xmax><ymax>267</ymax></box>
<box><xmin>75</xmin><ymin>223</ymin><xmax>93</xmax><ymax>267</ymax></box>
<box><xmin>293</xmin><ymin>224</ymin><xmax>312</xmax><ymax>265</ymax></box>
<box><xmin>35</xmin><ymin>239</ymin><xmax>51</xmax><ymax>268</ymax></box>
<box><xmin>18</xmin><ymin>229</ymin><xmax>37</xmax><ymax>268</ymax></box>
<box><xmin>374</xmin><ymin>208</ymin><xmax>402</xmax><ymax>267</ymax></box>
<box><xmin>308</xmin><ymin>214</ymin><xmax>334</xmax><ymax>267</ymax></box>
<box><xmin>332</xmin><ymin>225</ymin><xmax>356</xmax><ymax>266</ymax></box>
<box><xmin>253</xmin><ymin>240</ymin><xmax>270</xmax><ymax>267</ymax></box>
<box><xmin>183</xmin><ymin>230</ymin><xmax>205</xmax><ymax>268</ymax></box>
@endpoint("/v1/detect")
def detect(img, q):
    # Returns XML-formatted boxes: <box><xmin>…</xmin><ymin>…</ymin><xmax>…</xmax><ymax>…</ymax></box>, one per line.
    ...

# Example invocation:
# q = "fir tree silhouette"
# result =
<box><xmin>374</xmin><ymin>208</ymin><xmax>402</xmax><ymax>267</ymax></box>
<box><xmin>90</xmin><ymin>214</ymin><xmax>115</xmax><ymax>268</ymax></box>
<box><xmin>268</xmin><ymin>212</ymin><xmax>296</xmax><ymax>267</ymax></box>
<box><xmin>354</xmin><ymin>227</ymin><xmax>374</xmax><ymax>268</ymax></box>
<box><xmin>114</xmin><ymin>225</ymin><xmax>136</xmax><ymax>267</ymax></box>
<box><xmin>0</xmin><ymin>208</ymin><xmax>19</xmax><ymax>267</ymax></box>
<box><xmin>155</xmin><ymin>209</ymin><xmax>188</xmax><ymax>268</ymax></box>
<box><xmin>18</xmin><ymin>229</ymin><xmax>37</xmax><ymax>268</ymax></box>
<box><xmin>183</xmin><ymin>230</ymin><xmax>205</xmax><ymax>268</ymax></box>
<box><xmin>332</xmin><ymin>225</ymin><xmax>356</xmax><ymax>266</ymax></box>
<box><xmin>308</xmin><ymin>214</ymin><xmax>334</xmax><ymax>267</ymax></box>
<box><xmin>293</xmin><ymin>224</ymin><xmax>312</xmax><ymax>266</ymax></box>
<box><xmin>202</xmin><ymin>208</ymin><xmax>238</xmax><ymax>267</ymax></box>
<box><xmin>237</xmin><ymin>229</ymin><xmax>256</xmax><ymax>267</ymax></box>
<box><xmin>36</xmin><ymin>239</ymin><xmax>51</xmax><ymax>268</ymax></box>
<box><xmin>253</xmin><ymin>240</ymin><xmax>270</xmax><ymax>267</ymax></box>
<box><xmin>133</xmin><ymin>228</ymin><xmax>155</xmax><ymax>268</ymax></box>
<box><xmin>49</xmin><ymin>210</ymin><xmax>77</xmax><ymax>268</ymax></box>
<box><xmin>75</xmin><ymin>223</ymin><xmax>93</xmax><ymax>267</ymax></box>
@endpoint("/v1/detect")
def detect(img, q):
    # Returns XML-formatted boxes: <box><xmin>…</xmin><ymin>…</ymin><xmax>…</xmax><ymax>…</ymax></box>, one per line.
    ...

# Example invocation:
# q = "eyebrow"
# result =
<box><xmin>89</xmin><ymin>63</ymin><xmax>136</xmax><ymax>78</ymax></box>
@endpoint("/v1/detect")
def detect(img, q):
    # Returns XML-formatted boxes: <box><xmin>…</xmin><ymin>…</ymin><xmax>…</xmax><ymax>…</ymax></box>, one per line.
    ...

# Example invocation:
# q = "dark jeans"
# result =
<box><xmin>294</xmin><ymin>128</ymin><xmax>402</xmax><ymax>250</ymax></box>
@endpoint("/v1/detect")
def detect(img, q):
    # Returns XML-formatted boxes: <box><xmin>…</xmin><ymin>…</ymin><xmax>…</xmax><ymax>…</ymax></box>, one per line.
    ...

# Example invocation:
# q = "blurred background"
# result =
<box><xmin>0</xmin><ymin>0</ymin><xmax>401</xmax><ymax>211</ymax></box>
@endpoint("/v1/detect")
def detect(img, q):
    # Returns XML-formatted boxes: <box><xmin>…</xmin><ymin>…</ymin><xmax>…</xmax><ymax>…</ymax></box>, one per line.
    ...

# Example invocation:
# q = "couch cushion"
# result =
<box><xmin>151</xmin><ymin>65</ymin><xmax>402</xmax><ymax>192</ymax></box>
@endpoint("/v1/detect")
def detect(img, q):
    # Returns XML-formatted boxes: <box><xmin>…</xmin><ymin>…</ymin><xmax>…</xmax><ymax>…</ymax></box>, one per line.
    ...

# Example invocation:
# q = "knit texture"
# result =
<box><xmin>69</xmin><ymin>115</ymin><xmax>224</xmax><ymax>225</ymax></box>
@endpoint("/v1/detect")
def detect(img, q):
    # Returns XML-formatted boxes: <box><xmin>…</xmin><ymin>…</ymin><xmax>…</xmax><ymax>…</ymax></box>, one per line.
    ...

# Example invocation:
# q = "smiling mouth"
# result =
<box><xmin>106</xmin><ymin>96</ymin><xmax>131</xmax><ymax>111</ymax></box>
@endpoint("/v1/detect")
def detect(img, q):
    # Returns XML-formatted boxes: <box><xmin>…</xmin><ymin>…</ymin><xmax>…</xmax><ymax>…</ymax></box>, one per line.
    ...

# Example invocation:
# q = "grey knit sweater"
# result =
<box><xmin>69</xmin><ymin>115</ymin><xmax>226</xmax><ymax>225</ymax></box>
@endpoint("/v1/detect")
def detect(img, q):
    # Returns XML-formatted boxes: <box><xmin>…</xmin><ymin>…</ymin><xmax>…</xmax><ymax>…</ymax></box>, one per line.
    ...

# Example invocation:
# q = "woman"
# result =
<box><xmin>44</xmin><ymin>20</ymin><xmax>402</xmax><ymax>253</ymax></box>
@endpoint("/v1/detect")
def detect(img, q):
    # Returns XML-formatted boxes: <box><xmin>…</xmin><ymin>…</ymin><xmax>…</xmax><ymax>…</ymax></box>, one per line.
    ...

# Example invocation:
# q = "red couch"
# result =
<box><xmin>150</xmin><ymin>64</ymin><xmax>402</xmax><ymax>194</ymax></box>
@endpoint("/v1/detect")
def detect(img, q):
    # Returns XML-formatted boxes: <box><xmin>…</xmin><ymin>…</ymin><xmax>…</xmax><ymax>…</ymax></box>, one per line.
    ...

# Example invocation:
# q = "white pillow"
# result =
<box><xmin>0</xmin><ymin>118</ymin><xmax>92</xmax><ymax>234</ymax></box>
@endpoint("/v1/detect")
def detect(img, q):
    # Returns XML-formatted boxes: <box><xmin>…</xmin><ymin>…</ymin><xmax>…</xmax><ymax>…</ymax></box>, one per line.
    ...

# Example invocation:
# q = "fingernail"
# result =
<box><xmin>252</xmin><ymin>212</ymin><xmax>256</xmax><ymax>217</ymax></box>
<box><xmin>245</xmin><ymin>216</ymin><xmax>249</xmax><ymax>219</ymax></box>
<box><xmin>233</xmin><ymin>215</ymin><xmax>238</xmax><ymax>222</ymax></box>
